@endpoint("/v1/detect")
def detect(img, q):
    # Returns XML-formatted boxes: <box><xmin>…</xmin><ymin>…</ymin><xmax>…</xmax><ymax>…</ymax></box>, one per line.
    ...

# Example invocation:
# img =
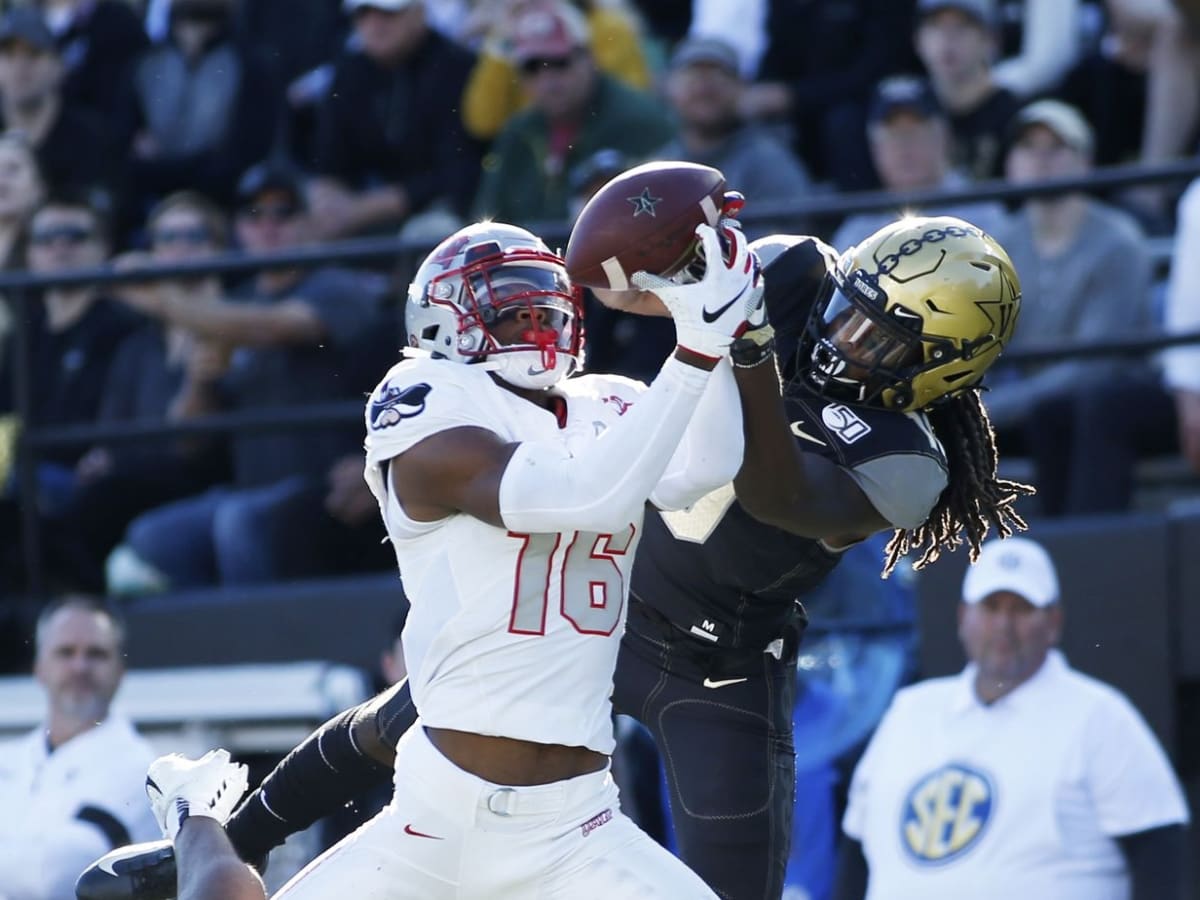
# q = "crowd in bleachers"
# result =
<box><xmin>0</xmin><ymin>0</ymin><xmax>1194</xmax><ymax>650</ymax></box>
<box><xmin>0</xmin><ymin>1</ymin><xmax>1196</xmax><ymax>898</ymax></box>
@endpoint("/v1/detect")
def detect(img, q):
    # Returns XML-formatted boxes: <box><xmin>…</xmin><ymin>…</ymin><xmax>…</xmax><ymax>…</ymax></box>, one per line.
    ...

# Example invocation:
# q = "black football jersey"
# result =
<box><xmin>628</xmin><ymin>237</ymin><xmax>949</xmax><ymax>651</ymax></box>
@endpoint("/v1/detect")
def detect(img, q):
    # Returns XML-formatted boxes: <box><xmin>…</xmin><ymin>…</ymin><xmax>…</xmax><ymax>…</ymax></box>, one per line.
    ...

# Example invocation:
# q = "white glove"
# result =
<box><xmin>631</xmin><ymin>223</ymin><xmax>765</xmax><ymax>360</ymax></box>
<box><xmin>146</xmin><ymin>749</ymin><xmax>249</xmax><ymax>841</ymax></box>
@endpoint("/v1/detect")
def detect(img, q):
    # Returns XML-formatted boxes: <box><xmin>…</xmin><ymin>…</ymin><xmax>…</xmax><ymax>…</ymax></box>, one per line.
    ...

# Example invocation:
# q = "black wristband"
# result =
<box><xmin>730</xmin><ymin>335</ymin><xmax>776</xmax><ymax>368</ymax></box>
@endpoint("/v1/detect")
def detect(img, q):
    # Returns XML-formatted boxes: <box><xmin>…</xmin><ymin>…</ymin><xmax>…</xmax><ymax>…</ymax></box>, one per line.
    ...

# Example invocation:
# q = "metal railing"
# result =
<box><xmin>8</xmin><ymin>159</ymin><xmax>1200</xmax><ymax>597</ymax></box>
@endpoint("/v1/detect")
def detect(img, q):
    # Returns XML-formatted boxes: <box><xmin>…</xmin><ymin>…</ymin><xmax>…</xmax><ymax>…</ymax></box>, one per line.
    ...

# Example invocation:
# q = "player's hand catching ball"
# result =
<box><xmin>631</xmin><ymin>223</ymin><xmax>764</xmax><ymax>361</ymax></box>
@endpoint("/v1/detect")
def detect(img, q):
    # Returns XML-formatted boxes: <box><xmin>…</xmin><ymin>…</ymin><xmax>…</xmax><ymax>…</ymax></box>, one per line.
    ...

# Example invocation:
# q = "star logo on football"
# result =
<box><xmin>627</xmin><ymin>187</ymin><xmax>662</xmax><ymax>217</ymax></box>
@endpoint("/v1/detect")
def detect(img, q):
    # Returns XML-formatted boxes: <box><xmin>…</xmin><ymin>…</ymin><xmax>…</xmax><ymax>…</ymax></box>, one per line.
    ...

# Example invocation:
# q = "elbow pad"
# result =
<box><xmin>499</xmin><ymin>356</ymin><xmax>712</xmax><ymax>534</ymax></box>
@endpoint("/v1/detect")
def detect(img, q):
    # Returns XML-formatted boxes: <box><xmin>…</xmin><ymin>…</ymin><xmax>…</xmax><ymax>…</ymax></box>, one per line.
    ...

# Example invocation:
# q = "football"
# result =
<box><xmin>565</xmin><ymin>160</ymin><xmax>726</xmax><ymax>290</ymax></box>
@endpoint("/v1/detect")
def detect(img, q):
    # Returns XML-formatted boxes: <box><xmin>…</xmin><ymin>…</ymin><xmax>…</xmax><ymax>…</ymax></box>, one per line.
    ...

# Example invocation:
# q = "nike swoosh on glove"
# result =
<box><xmin>145</xmin><ymin>749</ymin><xmax>249</xmax><ymax>842</ymax></box>
<box><xmin>631</xmin><ymin>223</ymin><xmax>764</xmax><ymax>361</ymax></box>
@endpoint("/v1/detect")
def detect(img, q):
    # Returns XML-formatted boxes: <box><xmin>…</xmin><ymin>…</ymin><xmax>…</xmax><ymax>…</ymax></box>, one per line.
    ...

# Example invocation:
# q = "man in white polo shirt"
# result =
<box><xmin>833</xmin><ymin>536</ymin><xmax>1190</xmax><ymax>900</ymax></box>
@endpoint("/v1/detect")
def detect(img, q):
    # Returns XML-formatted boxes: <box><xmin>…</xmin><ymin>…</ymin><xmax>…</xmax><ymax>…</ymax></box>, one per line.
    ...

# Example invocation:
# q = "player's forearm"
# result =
<box><xmin>499</xmin><ymin>355</ymin><xmax>714</xmax><ymax>534</ymax></box>
<box><xmin>176</xmin><ymin>818</ymin><xmax>265</xmax><ymax>900</ymax></box>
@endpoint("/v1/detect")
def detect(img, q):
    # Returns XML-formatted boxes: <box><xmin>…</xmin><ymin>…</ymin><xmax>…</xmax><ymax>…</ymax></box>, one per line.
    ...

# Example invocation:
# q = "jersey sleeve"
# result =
<box><xmin>364</xmin><ymin>359</ymin><xmax>496</xmax><ymax>470</ymax></box>
<box><xmin>1082</xmin><ymin>689</ymin><xmax>1190</xmax><ymax>836</ymax></box>
<box><xmin>844</xmin><ymin>452</ymin><xmax>949</xmax><ymax>530</ymax></box>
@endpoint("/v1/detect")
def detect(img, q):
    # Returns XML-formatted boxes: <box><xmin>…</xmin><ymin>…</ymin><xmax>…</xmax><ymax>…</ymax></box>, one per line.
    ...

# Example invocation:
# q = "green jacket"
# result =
<box><xmin>473</xmin><ymin>73</ymin><xmax>676</xmax><ymax>226</ymax></box>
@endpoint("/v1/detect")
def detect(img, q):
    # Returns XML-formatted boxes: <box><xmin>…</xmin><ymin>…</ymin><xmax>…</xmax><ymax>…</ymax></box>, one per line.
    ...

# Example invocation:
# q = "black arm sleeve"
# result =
<box><xmin>1117</xmin><ymin>823</ymin><xmax>1188</xmax><ymax>900</ymax></box>
<box><xmin>223</xmin><ymin>680</ymin><xmax>416</xmax><ymax>864</ymax></box>
<box><xmin>831</xmin><ymin>836</ymin><xmax>869</xmax><ymax>900</ymax></box>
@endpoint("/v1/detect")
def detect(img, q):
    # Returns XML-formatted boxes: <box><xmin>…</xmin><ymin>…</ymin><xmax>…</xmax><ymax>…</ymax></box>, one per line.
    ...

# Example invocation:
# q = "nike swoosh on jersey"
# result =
<box><xmin>700</xmin><ymin>283</ymin><xmax>748</xmax><ymax>323</ymax></box>
<box><xmin>790</xmin><ymin>420</ymin><xmax>826</xmax><ymax>446</ymax></box>
<box><xmin>404</xmin><ymin>823</ymin><xmax>444</xmax><ymax>840</ymax></box>
<box><xmin>702</xmin><ymin>676</ymin><xmax>749</xmax><ymax>689</ymax></box>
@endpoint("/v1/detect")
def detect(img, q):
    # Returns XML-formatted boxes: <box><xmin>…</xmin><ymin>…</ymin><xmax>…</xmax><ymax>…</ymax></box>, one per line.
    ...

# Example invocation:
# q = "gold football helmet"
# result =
<box><xmin>794</xmin><ymin>216</ymin><xmax>1021</xmax><ymax>412</ymax></box>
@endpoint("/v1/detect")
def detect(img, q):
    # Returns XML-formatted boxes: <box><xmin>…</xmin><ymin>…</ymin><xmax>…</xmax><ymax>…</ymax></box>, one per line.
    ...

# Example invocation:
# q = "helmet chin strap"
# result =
<box><xmin>481</xmin><ymin>350</ymin><xmax>574</xmax><ymax>390</ymax></box>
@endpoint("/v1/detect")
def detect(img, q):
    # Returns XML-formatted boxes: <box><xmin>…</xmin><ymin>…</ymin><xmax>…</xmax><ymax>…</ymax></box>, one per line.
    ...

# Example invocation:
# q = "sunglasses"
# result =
<box><xmin>29</xmin><ymin>224</ymin><xmax>94</xmax><ymax>246</ymax></box>
<box><xmin>519</xmin><ymin>54</ymin><xmax>577</xmax><ymax>77</ymax></box>
<box><xmin>240</xmin><ymin>203</ymin><xmax>300</xmax><ymax>222</ymax></box>
<box><xmin>151</xmin><ymin>225</ymin><xmax>214</xmax><ymax>246</ymax></box>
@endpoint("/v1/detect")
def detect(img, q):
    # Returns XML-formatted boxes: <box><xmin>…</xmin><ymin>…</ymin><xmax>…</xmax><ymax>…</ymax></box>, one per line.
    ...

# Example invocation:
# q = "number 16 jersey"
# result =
<box><xmin>364</xmin><ymin>356</ymin><xmax>650</xmax><ymax>756</ymax></box>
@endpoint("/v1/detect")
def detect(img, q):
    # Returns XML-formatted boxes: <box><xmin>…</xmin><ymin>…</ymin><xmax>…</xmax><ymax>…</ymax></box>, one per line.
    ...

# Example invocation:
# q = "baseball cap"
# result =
<box><xmin>916</xmin><ymin>0</ymin><xmax>997</xmax><ymax>27</ymax></box>
<box><xmin>343</xmin><ymin>0</ymin><xmax>420</xmax><ymax>12</ymax></box>
<box><xmin>509</xmin><ymin>2</ymin><xmax>589</xmax><ymax>64</ymax></box>
<box><xmin>961</xmin><ymin>537</ymin><xmax>1060</xmax><ymax>607</ymax></box>
<box><xmin>1009</xmin><ymin>99</ymin><xmax>1095</xmax><ymax>157</ymax></box>
<box><xmin>235</xmin><ymin>161</ymin><xmax>308</xmax><ymax>210</ymax></box>
<box><xmin>0</xmin><ymin>8</ymin><xmax>58</xmax><ymax>53</ymax></box>
<box><xmin>670</xmin><ymin>36</ymin><xmax>740</xmax><ymax>76</ymax></box>
<box><xmin>868</xmin><ymin>75</ymin><xmax>942</xmax><ymax>125</ymax></box>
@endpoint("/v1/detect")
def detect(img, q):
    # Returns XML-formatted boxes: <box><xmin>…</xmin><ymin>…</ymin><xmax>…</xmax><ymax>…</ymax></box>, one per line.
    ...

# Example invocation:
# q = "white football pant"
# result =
<box><xmin>274</xmin><ymin>724</ymin><xmax>717</xmax><ymax>899</ymax></box>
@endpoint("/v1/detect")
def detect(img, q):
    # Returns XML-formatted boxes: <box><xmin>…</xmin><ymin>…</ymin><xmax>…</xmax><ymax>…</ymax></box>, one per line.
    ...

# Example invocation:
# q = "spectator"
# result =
<box><xmin>0</xmin><ymin>7</ymin><xmax>117</xmax><ymax>197</ymax></box>
<box><xmin>991</xmin><ymin>0</ymin><xmax>1085</xmax><ymax>98</ymax></box>
<box><xmin>119</xmin><ymin>0</ymin><xmax>283</xmax><ymax>214</ymax></box>
<box><xmin>0</xmin><ymin>132</ymin><xmax>47</xmax><ymax>271</ymax></box>
<box><xmin>1164</xmin><ymin>176</ymin><xmax>1200</xmax><ymax>478</ymax></box>
<box><xmin>985</xmin><ymin>101</ymin><xmax>1155</xmax><ymax>460</ymax></box>
<box><xmin>831</xmin><ymin>75</ymin><xmax>1007</xmax><ymax>249</ymax></box>
<box><xmin>308</xmin><ymin>0</ymin><xmax>482</xmax><ymax>241</ymax></box>
<box><xmin>108</xmin><ymin>161</ymin><xmax>389</xmax><ymax>591</ymax></box>
<box><xmin>44</xmin><ymin>191</ymin><xmax>233</xmax><ymax>591</ymax></box>
<box><xmin>0</xmin><ymin>596</ymin><xmax>159</xmax><ymax>900</ymax></box>
<box><xmin>0</xmin><ymin>190</ymin><xmax>139</xmax><ymax>530</ymax></box>
<box><xmin>38</xmin><ymin>0</ymin><xmax>150</xmax><ymax>124</ymax></box>
<box><xmin>461</xmin><ymin>0</ymin><xmax>651</xmax><ymax>141</ymax></box>
<box><xmin>914</xmin><ymin>0</ymin><xmax>1022</xmax><ymax>180</ymax></box>
<box><xmin>655</xmin><ymin>35</ymin><xmax>812</xmax><ymax>238</ymax></box>
<box><xmin>742</xmin><ymin>0</ymin><xmax>918</xmax><ymax>190</ymax></box>
<box><xmin>835</xmin><ymin>536</ymin><xmax>1190</xmax><ymax>899</ymax></box>
<box><xmin>687</xmin><ymin>0</ymin><xmax>768</xmax><ymax>77</ymax></box>
<box><xmin>473</xmin><ymin>1</ymin><xmax>674</xmax><ymax>226</ymax></box>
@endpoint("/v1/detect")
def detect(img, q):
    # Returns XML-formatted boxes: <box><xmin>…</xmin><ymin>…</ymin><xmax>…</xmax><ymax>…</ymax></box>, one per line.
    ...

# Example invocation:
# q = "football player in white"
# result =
<box><xmin>130</xmin><ymin>219</ymin><xmax>762</xmax><ymax>900</ymax></box>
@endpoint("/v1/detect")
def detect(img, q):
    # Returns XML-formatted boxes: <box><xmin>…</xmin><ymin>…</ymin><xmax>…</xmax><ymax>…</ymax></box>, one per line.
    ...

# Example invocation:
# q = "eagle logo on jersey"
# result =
<box><xmin>900</xmin><ymin>763</ymin><xmax>995</xmax><ymax>865</ymax></box>
<box><xmin>370</xmin><ymin>382</ymin><xmax>432</xmax><ymax>429</ymax></box>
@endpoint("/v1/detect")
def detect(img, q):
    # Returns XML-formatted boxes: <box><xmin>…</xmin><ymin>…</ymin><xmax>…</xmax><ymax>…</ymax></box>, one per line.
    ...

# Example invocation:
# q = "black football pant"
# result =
<box><xmin>614</xmin><ymin>599</ymin><xmax>799</xmax><ymax>900</ymax></box>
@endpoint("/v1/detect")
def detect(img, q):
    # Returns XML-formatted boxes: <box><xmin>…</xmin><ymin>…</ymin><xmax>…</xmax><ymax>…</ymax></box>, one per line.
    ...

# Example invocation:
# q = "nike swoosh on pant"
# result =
<box><xmin>702</xmin><ymin>677</ymin><xmax>749</xmax><ymax>689</ymax></box>
<box><xmin>404</xmin><ymin>824</ymin><xmax>444</xmax><ymax>840</ymax></box>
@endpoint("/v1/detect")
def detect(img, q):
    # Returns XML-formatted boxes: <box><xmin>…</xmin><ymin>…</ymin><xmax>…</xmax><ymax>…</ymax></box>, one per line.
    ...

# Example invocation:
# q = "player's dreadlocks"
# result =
<box><xmin>883</xmin><ymin>389</ymin><xmax>1033</xmax><ymax>576</ymax></box>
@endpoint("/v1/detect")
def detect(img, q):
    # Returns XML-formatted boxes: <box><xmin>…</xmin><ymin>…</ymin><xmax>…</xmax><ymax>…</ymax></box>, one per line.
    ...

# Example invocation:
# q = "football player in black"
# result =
<box><xmin>78</xmin><ymin>216</ymin><xmax>1027</xmax><ymax>900</ymax></box>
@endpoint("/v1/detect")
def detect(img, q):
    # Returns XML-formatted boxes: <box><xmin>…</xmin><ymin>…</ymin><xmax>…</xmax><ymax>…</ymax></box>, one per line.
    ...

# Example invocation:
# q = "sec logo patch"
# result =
<box><xmin>899</xmin><ymin>763</ymin><xmax>994</xmax><ymax>865</ymax></box>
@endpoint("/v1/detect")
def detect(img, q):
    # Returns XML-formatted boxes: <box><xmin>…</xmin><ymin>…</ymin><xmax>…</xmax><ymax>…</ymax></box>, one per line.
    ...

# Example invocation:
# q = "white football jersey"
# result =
<box><xmin>364</xmin><ymin>356</ymin><xmax>653</xmax><ymax>755</ymax></box>
<box><xmin>843</xmin><ymin>651</ymin><xmax>1189</xmax><ymax>900</ymax></box>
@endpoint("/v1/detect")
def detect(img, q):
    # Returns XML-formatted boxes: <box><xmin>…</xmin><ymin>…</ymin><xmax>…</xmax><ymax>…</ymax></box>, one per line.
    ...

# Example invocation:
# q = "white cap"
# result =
<box><xmin>961</xmin><ymin>537</ymin><xmax>1060</xmax><ymax>607</ymax></box>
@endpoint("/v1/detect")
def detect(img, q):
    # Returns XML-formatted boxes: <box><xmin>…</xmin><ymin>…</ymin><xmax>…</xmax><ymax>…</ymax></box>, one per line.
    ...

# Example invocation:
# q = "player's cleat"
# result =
<box><xmin>75</xmin><ymin>840</ymin><xmax>178</xmax><ymax>900</ymax></box>
<box><xmin>145</xmin><ymin>749</ymin><xmax>249</xmax><ymax>841</ymax></box>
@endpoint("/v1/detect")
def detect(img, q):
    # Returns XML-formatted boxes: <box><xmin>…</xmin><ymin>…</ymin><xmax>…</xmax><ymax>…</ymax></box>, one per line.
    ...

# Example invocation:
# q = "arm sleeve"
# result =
<box><xmin>831</xmin><ymin>836</ymin><xmax>870</xmax><ymax>900</ymax></box>
<box><xmin>991</xmin><ymin>0</ymin><xmax>1083</xmax><ymax>96</ymax></box>
<box><xmin>1163</xmin><ymin>179</ymin><xmax>1200</xmax><ymax>391</ymax></box>
<box><xmin>499</xmin><ymin>356</ymin><xmax>718</xmax><ymax>534</ymax></box>
<box><xmin>650</xmin><ymin>358</ymin><xmax>744</xmax><ymax>511</ymax></box>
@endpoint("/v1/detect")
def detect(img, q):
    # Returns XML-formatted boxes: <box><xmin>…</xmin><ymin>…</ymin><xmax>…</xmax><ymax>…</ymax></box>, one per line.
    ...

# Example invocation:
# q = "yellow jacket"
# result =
<box><xmin>462</xmin><ymin>8</ymin><xmax>651</xmax><ymax>141</ymax></box>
